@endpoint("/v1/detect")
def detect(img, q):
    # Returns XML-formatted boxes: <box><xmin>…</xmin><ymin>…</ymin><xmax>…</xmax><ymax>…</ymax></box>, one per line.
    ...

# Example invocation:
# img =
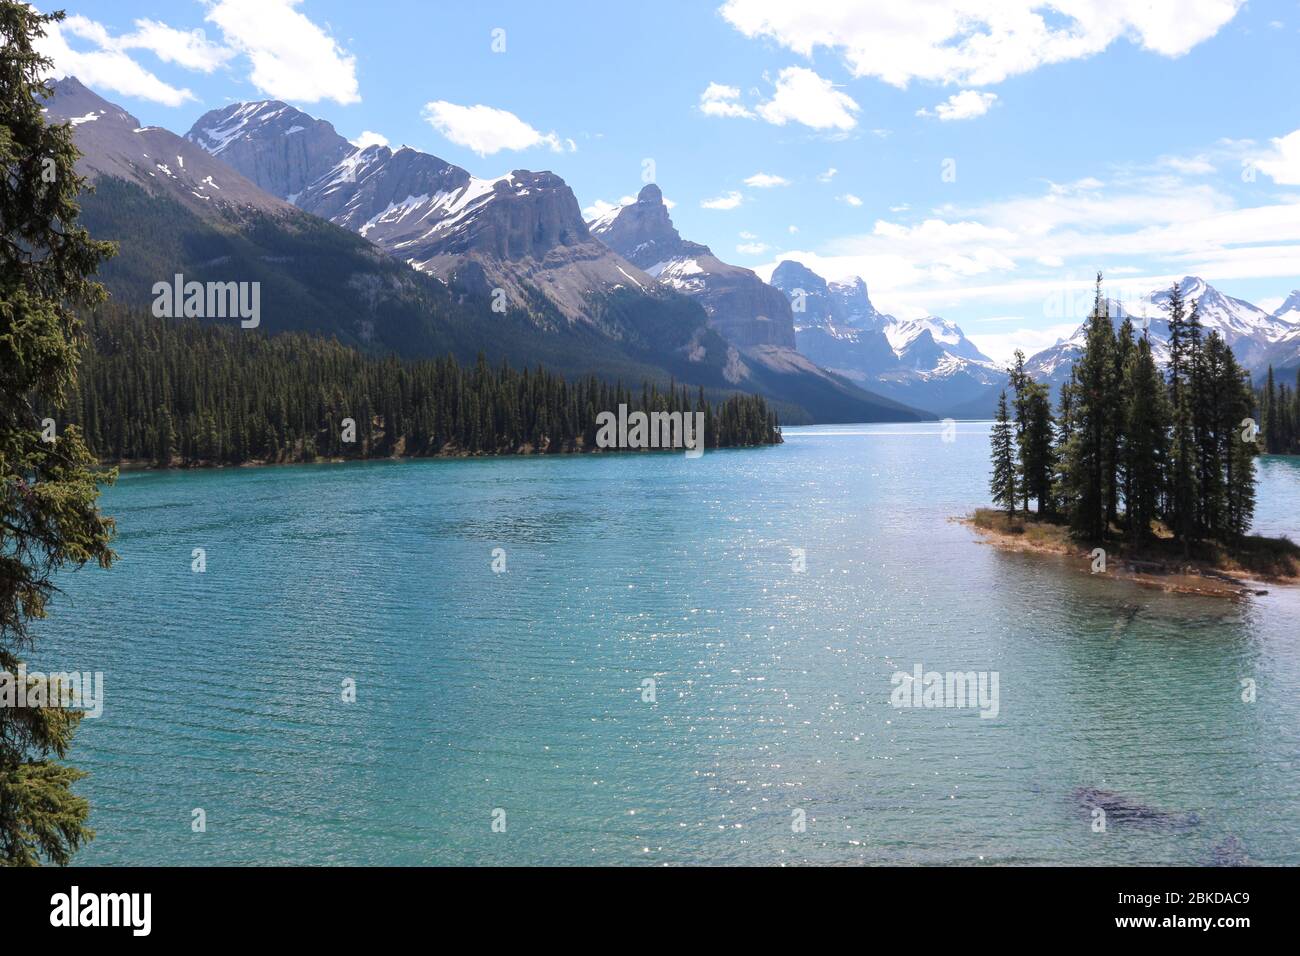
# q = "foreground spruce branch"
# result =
<box><xmin>0</xmin><ymin>2</ymin><xmax>118</xmax><ymax>866</ymax></box>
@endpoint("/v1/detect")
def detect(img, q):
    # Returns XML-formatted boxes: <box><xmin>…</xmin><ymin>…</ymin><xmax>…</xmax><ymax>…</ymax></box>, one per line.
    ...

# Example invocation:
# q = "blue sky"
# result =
<box><xmin>36</xmin><ymin>0</ymin><xmax>1300</xmax><ymax>362</ymax></box>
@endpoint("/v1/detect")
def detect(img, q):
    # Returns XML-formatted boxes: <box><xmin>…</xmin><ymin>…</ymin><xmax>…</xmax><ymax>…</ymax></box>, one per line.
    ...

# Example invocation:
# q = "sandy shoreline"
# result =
<box><xmin>956</xmin><ymin>515</ymin><xmax>1295</xmax><ymax>599</ymax></box>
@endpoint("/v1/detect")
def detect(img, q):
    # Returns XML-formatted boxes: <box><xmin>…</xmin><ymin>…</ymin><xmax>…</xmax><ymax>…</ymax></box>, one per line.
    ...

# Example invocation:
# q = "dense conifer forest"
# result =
<box><xmin>989</xmin><ymin>274</ymin><xmax>1262</xmax><ymax>551</ymax></box>
<box><xmin>49</xmin><ymin>306</ymin><xmax>781</xmax><ymax>467</ymax></box>
<box><xmin>1257</xmin><ymin>365</ymin><xmax>1300</xmax><ymax>456</ymax></box>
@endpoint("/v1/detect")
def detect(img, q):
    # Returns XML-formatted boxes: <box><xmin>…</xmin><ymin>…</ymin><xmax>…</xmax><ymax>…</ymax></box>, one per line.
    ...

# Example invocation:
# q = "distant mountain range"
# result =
<box><xmin>47</xmin><ymin>76</ymin><xmax>1298</xmax><ymax>423</ymax></box>
<box><xmin>177</xmin><ymin>95</ymin><xmax>921</xmax><ymax>424</ymax></box>
<box><xmin>768</xmin><ymin>260</ymin><xmax>1006</xmax><ymax>417</ymax></box>
<box><xmin>767</xmin><ymin>261</ymin><xmax>1300</xmax><ymax>416</ymax></box>
<box><xmin>1024</xmin><ymin>276</ymin><xmax>1300</xmax><ymax>392</ymax></box>
<box><xmin>41</xmin><ymin>77</ymin><xmax>927</xmax><ymax>426</ymax></box>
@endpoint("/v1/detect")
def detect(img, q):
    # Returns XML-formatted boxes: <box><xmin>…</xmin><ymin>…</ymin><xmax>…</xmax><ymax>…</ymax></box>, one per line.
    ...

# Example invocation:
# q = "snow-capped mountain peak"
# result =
<box><xmin>188</xmin><ymin>100</ymin><xmax>294</xmax><ymax>156</ymax></box>
<box><xmin>769</xmin><ymin>260</ymin><xmax>1003</xmax><ymax>415</ymax></box>
<box><xmin>1272</xmin><ymin>289</ymin><xmax>1300</xmax><ymax>325</ymax></box>
<box><xmin>588</xmin><ymin>186</ymin><xmax>797</xmax><ymax>349</ymax></box>
<box><xmin>1026</xmin><ymin>275</ymin><xmax>1300</xmax><ymax>391</ymax></box>
<box><xmin>1145</xmin><ymin>275</ymin><xmax>1286</xmax><ymax>344</ymax></box>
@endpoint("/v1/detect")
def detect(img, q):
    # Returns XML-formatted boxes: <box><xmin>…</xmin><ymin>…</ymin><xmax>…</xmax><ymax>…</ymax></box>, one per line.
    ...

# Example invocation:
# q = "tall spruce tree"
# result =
<box><xmin>1</xmin><ymin>3</ymin><xmax>118</xmax><ymax>865</ymax></box>
<box><xmin>1121</xmin><ymin>335</ymin><xmax>1168</xmax><ymax>547</ymax></box>
<box><xmin>1218</xmin><ymin>349</ymin><xmax>1257</xmax><ymax>539</ymax></box>
<box><xmin>1008</xmin><ymin>349</ymin><xmax>1030</xmax><ymax>511</ymax></box>
<box><xmin>1062</xmin><ymin>274</ymin><xmax>1116</xmax><ymax>541</ymax></box>
<box><xmin>1165</xmin><ymin>282</ymin><xmax>1199</xmax><ymax>554</ymax></box>
<box><xmin>1262</xmin><ymin>366</ymin><xmax>1278</xmax><ymax>451</ymax></box>
<box><xmin>1019</xmin><ymin>381</ymin><xmax>1056</xmax><ymax>514</ymax></box>
<box><xmin>1109</xmin><ymin>316</ymin><xmax>1135</xmax><ymax>526</ymax></box>
<box><xmin>1197</xmin><ymin>332</ymin><xmax>1231</xmax><ymax>535</ymax></box>
<box><xmin>989</xmin><ymin>390</ymin><xmax>1017</xmax><ymax>518</ymax></box>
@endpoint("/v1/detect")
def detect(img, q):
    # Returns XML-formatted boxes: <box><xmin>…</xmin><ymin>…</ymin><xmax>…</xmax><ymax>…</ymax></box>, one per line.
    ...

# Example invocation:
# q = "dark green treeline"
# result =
<box><xmin>52</xmin><ymin>306</ymin><xmax>781</xmax><ymax>466</ymax></box>
<box><xmin>1257</xmin><ymin>365</ymin><xmax>1300</xmax><ymax>455</ymax></box>
<box><xmin>990</xmin><ymin>273</ymin><xmax>1259</xmax><ymax>549</ymax></box>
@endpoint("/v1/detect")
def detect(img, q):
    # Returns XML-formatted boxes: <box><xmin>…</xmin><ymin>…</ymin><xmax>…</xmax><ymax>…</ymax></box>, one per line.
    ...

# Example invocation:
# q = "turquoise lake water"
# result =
<box><xmin>35</xmin><ymin>423</ymin><xmax>1300</xmax><ymax>865</ymax></box>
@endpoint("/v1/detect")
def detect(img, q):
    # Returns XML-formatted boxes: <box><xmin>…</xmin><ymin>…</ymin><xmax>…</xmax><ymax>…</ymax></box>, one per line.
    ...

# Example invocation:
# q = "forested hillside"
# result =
<box><xmin>1258</xmin><ymin>366</ymin><xmax>1300</xmax><ymax>455</ymax></box>
<box><xmin>52</xmin><ymin>307</ymin><xmax>781</xmax><ymax>466</ymax></box>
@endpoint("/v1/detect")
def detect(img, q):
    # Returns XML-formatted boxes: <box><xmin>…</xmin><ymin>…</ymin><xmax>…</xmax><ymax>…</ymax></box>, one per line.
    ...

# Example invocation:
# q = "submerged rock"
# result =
<box><xmin>1209</xmin><ymin>835</ymin><xmax>1251</xmax><ymax>866</ymax></box>
<box><xmin>1074</xmin><ymin>787</ymin><xmax>1201</xmax><ymax>828</ymax></box>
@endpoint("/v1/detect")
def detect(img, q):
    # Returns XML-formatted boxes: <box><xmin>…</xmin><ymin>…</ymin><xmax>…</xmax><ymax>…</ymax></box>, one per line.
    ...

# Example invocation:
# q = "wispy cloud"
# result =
<box><xmin>699</xmin><ymin>82</ymin><xmax>753</xmax><ymax>118</ymax></box>
<box><xmin>719</xmin><ymin>0</ymin><xmax>1245</xmax><ymax>88</ymax></box>
<box><xmin>422</xmin><ymin>101</ymin><xmax>572</xmax><ymax>156</ymax></box>
<box><xmin>699</xmin><ymin>67</ymin><xmax>858</xmax><ymax>131</ymax></box>
<box><xmin>36</xmin><ymin>1</ymin><xmax>362</xmax><ymax>106</ymax></box>
<box><xmin>350</xmin><ymin>131</ymin><xmax>389</xmax><ymax>150</ymax></box>
<box><xmin>755</xmin><ymin>66</ymin><xmax>859</xmax><ymax>130</ymax></box>
<box><xmin>701</xmin><ymin>190</ymin><xmax>745</xmax><ymax>210</ymax></box>
<box><xmin>917</xmin><ymin>90</ymin><xmax>997</xmax><ymax>121</ymax></box>
<box><xmin>206</xmin><ymin>0</ymin><xmax>360</xmax><ymax>104</ymax></box>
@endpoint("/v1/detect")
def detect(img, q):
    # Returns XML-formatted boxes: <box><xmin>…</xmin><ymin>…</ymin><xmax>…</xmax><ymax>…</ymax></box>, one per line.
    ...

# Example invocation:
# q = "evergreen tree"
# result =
<box><xmin>1218</xmin><ymin>351</ymin><xmax>1257</xmax><ymax>539</ymax></box>
<box><xmin>1008</xmin><ymin>349</ymin><xmax>1030</xmax><ymax>511</ymax></box>
<box><xmin>1165</xmin><ymin>283</ymin><xmax>1199</xmax><ymax>553</ymax></box>
<box><xmin>1062</xmin><ymin>274</ymin><xmax>1116</xmax><ymax>540</ymax></box>
<box><xmin>1121</xmin><ymin>335</ymin><xmax>1167</xmax><ymax>547</ymax></box>
<box><xmin>0</xmin><ymin>2</ymin><xmax>117</xmax><ymax>865</ymax></box>
<box><xmin>1109</xmin><ymin>316</ymin><xmax>1135</xmax><ymax>526</ymax></box>
<box><xmin>1019</xmin><ymin>381</ymin><xmax>1056</xmax><ymax>515</ymax></box>
<box><xmin>55</xmin><ymin>305</ymin><xmax>783</xmax><ymax>464</ymax></box>
<box><xmin>1262</xmin><ymin>366</ymin><xmax>1278</xmax><ymax>451</ymax></box>
<box><xmin>989</xmin><ymin>391</ymin><xmax>1017</xmax><ymax>518</ymax></box>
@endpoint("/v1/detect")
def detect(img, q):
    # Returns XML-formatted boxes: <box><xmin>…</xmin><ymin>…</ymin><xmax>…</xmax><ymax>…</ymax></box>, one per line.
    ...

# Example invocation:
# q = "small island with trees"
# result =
<box><xmin>968</xmin><ymin>273</ymin><xmax>1300</xmax><ymax>597</ymax></box>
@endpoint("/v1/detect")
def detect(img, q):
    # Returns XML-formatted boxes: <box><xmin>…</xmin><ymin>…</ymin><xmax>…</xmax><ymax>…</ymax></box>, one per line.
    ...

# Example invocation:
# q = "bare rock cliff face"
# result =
<box><xmin>589</xmin><ymin>185</ymin><xmax>796</xmax><ymax>349</ymax></box>
<box><xmin>187</xmin><ymin>101</ymin><xmax>354</xmax><ymax>200</ymax></box>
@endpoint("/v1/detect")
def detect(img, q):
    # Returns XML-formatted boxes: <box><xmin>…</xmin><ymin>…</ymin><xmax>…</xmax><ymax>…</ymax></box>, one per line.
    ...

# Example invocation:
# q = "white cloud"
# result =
<box><xmin>582</xmin><ymin>195</ymin><xmax>637</xmax><ymax>220</ymax></box>
<box><xmin>737</xmin><ymin>242</ymin><xmax>770</xmax><ymax>255</ymax></box>
<box><xmin>758</xmin><ymin>174</ymin><xmax>1300</xmax><ymax>323</ymax></box>
<box><xmin>745</xmin><ymin>172</ymin><xmax>790</xmax><ymax>188</ymax></box>
<box><xmin>206</xmin><ymin>0</ymin><xmax>360</xmax><ymax>105</ymax></box>
<box><xmin>121</xmin><ymin>19</ymin><xmax>233</xmax><ymax>73</ymax></box>
<box><xmin>754</xmin><ymin>121</ymin><xmax>1300</xmax><ymax>335</ymax></box>
<box><xmin>788</xmin><ymin>224</ymin><xmax>799</xmax><ymax>233</ymax></box>
<box><xmin>1158</xmin><ymin>154</ymin><xmax>1215</xmax><ymax>175</ymax></box>
<box><xmin>739</xmin><ymin>231</ymin><xmax>758</xmax><ymax>239</ymax></box>
<box><xmin>699</xmin><ymin>82</ymin><xmax>754</xmax><ymax>118</ymax></box>
<box><xmin>701</xmin><ymin>191</ymin><xmax>745</xmax><ymax>210</ymax></box>
<box><xmin>819</xmin><ymin>167</ymin><xmax>838</xmax><ymax>182</ymax></box>
<box><xmin>1254</xmin><ymin>129</ymin><xmax>1300</xmax><ymax>185</ymax></box>
<box><xmin>968</xmin><ymin>322</ymin><xmax>1081</xmax><ymax>366</ymax></box>
<box><xmin>36</xmin><ymin>14</ymin><xmax>198</xmax><ymax>106</ymax></box>
<box><xmin>34</xmin><ymin>4</ymin><xmax>358</xmax><ymax>107</ymax></box>
<box><xmin>350</xmin><ymin>131</ymin><xmax>389</xmax><ymax>150</ymax></box>
<box><xmin>756</xmin><ymin>66</ymin><xmax>859</xmax><ymax>130</ymax></box>
<box><xmin>702</xmin><ymin>69</ymin><xmax>858</xmax><ymax>131</ymax></box>
<box><xmin>719</xmin><ymin>0</ymin><xmax>1245</xmax><ymax>88</ymax></box>
<box><xmin>422</xmin><ymin>101</ymin><xmax>570</xmax><ymax>156</ymax></box>
<box><xmin>838</xmin><ymin>193</ymin><xmax>863</xmax><ymax>206</ymax></box>
<box><xmin>917</xmin><ymin>90</ymin><xmax>997</xmax><ymax>121</ymax></box>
